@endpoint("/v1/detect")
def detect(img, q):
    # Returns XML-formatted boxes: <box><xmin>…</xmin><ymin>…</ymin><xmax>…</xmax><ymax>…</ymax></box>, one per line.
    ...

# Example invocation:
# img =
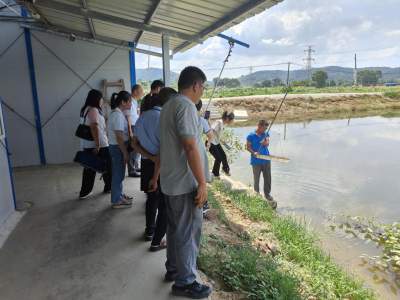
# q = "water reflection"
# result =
<box><xmin>230</xmin><ymin>116</ymin><xmax>400</xmax><ymax>299</ymax></box>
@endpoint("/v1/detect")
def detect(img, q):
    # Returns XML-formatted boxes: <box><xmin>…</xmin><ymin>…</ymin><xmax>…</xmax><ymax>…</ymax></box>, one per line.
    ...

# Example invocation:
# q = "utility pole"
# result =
<box><xmin>286</xmin><ymin>62</ymin><xmax>291</xmax><ymax>86</ymax></box>
<box><xmin>353</xmin><ymin>53</ymin><xmax>358</xmax><ymax>86</ymax></box>
<box><xmin>303</xmin><ymin>46</ymin><xmax>315</xmax><ymax>82</ymax></box>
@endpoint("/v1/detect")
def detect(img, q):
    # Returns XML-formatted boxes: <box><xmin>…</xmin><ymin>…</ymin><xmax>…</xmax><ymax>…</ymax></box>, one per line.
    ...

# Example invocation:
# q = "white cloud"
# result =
<box><xmin>280</xmin><ymin>10</ymin><xmax>312</xmax><ymax>31</ymax></box>
<box><xmin>385</xmin><ymin>30</ymin><xmax>400</xmax><ymax>37</ymax></box>
<box><xmin>262</xmin><ymin>37</ymin><xmax>294</xmax><ymax>46</ymax></box>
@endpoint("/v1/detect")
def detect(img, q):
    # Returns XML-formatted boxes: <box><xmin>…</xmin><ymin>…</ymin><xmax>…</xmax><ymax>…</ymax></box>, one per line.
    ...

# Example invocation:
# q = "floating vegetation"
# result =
<box><xmin>335</xmin><ymin>216</ymin><xmax>400</xmax><ymax>282</ymax></box>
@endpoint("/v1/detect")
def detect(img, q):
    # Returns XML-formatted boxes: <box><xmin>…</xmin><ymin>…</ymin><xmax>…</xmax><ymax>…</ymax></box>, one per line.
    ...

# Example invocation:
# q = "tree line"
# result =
<box><xmin>211</xmin><ymin>69</ymin><xmax>393</xmax><ymax>89</ymax></box>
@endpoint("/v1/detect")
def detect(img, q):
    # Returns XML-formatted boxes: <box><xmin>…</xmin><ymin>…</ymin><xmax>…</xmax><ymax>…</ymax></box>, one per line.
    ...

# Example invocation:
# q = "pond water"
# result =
<box><xmin>230</xmin><ymin>116</ymin><xmax>400</xmax><ymax>299</ymax></box>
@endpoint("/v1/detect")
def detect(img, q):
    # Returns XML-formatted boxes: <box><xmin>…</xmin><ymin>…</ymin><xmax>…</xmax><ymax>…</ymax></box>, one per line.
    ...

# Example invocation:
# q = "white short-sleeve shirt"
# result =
<box><xmin>123</xmin><ymin>99</ymin><xmax>139</xmax><ymax>126</ymax></box>
<box><xmin>107</xmin><ymin>108</ymin><xmax>129</xmax><ymax>145</ymax></box>
<box><xmin>210</xmin><ymin>119</ymin><xmax>223</xmax><ymax>145</ymax></box>
<box><xmin>81</xmin><ymin>107</ymin><xmax>108</xmax><ymax>149</ymax></box>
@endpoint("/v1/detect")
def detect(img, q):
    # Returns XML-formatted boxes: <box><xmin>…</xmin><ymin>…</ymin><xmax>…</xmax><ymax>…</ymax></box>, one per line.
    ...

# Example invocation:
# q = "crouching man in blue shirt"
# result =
<box><xmin>246</xmin><ymin>119</ymin><xmax>277</xmax><ymax>209</ymax></box>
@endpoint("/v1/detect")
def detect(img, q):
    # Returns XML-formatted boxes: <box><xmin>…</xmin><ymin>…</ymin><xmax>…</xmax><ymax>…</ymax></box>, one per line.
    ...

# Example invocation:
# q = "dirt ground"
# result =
<box><xmin>214</xmin><ymin>93</ymin><xmax>400</xmax><ymax>124</ymax></box>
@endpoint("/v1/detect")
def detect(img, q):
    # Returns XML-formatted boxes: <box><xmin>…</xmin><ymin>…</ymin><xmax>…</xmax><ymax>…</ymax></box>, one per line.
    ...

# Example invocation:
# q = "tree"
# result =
<box><xmin>213</xmin><ymin>77</ymin><xmax>241</xmax><ymax>88</ymax></box>
<box><xmin>357</xmin><ymin>70</ymin><xmax>382</xmax><ymax>86</ymax></box>
<box><xmin>272</xmin><ymin>78</ymin><xmax>283</xmax><ymax>87</ymax></box>
<box><xmin>312</xmin><ymin>70</ymin><xmax>328</xmax><ymax>88</ymax></box>
<box><xmin>261</xmin><ymin>79</ymin><xmax>272</xmax><ymax>87</ymax></box>
<box><xmin>329</xmin><ymin>79</ymin><xmax>336</xmax><ymax>87</ymax></box>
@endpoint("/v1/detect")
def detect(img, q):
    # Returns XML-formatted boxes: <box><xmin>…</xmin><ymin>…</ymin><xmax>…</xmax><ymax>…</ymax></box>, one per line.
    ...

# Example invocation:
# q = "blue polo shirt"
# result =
<box><xmin>134</xmin><ymin>106</ymin><xmax>161</xmax><ymax>156</ymax></box>
<box><xmin>247</xmin><ymin>131</ymin><xmax>270</xmax><ymax>165</ymax></box>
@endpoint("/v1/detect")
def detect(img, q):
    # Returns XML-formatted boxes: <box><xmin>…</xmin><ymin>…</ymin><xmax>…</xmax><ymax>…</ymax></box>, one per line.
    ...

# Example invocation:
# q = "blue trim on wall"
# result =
<box><xmin>0</xmin><ymin>97</ymin><xmax>17</xmax><ymax>210</ymax></box>
<box><xmin>21</xmin><ymin>8</ymin><xmax>46</xmax><ymax>165</ymax></box>
<box><xmin>128</xmin><ymin>42</ymin><xmax>136</xmax><ymax>88</ymax></box>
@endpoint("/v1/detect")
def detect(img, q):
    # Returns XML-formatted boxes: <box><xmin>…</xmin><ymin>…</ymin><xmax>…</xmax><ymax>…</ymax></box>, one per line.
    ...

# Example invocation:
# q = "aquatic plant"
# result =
<box><xmin>337</xmin><ymin>216</ymin><xmax>400</xmax><ymax>280</ymax></box>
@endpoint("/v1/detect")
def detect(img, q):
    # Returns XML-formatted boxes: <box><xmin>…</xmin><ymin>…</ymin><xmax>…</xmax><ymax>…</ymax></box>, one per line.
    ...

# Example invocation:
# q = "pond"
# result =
<box><xmin>230</xmin><ymin>116</ymin><xmax>400</xmax><ymax>299</ymax></box>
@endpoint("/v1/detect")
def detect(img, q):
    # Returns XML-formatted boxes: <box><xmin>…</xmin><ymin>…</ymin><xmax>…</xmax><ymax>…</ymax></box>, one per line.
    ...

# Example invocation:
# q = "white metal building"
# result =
<box><xmin>0</xmin><ymin>0</ymin><xmax>282</xmax><ymax>238</ymax></box>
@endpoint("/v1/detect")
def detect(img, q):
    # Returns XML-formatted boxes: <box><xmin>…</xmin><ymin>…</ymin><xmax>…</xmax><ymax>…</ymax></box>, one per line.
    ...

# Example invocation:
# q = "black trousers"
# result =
<box><xmin>141</xmin><ymin>159</ymin><xmax>167</xmax><ymax>245</ymax></box>
<box><xmin>79</xmin><ymin>147</ymin><xmax>112</xmax><ymax>197</ymax></box>
<box><xmin>209</xmin><ymin>143</ymin><xmax>229</xmax><ymax>176</ymax></box>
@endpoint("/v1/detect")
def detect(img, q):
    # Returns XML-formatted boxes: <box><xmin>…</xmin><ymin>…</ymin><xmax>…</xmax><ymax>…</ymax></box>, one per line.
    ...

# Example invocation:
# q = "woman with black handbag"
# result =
<box><xmin>78</xmin><ymin>89</ymin><xmax>112</xmax><ymax>199</ymax></box>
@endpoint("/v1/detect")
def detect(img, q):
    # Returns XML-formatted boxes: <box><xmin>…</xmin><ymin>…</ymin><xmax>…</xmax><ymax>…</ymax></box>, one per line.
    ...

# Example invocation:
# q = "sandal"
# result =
<box><xmin>112</xmin><ymin>199</ymin><xmax>132</xmax><ymax>209</ymax></box>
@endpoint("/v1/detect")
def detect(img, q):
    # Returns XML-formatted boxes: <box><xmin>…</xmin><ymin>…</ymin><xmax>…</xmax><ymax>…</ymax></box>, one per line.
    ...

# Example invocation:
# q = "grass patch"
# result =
<box><xmin>204</xmin><ymin>86</ymin><xmax>400</xmax><ymax>98</ymax></box>
<box><xmin>384</xmin><ymin>91</ymin><xmax>400</xmax><ymax>99</ymax></box>
<box><xmin>210</xmin><ymin>181</ymin><xmax>375</xmax><ymax>299</ymax></box>
<box><xmin>199</xmin><ymin>232</ymin><xmax>302</xmax><ymax>299</ymax></box>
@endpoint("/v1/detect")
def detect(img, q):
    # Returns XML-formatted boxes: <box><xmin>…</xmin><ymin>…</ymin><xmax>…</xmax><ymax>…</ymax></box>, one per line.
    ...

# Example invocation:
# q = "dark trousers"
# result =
<box><xmin>79</xmin><ymin>147</ymin><xmax>112</xmax><ymax>196</ymax></box>
<box><xmin>165</xmin><ymin>192</ymin><xmax>202</xmax><ymax>286</ymax></box>
<box><xmin>141</xmin><ymin>159</ymin><xmax>167</xmax><ymax>245</ymax></box>
<box><xmin>252</xmin><ymin>162</ymin><xmax>271</xmax><ymax>198</ymax></box>
<box><xmin>209</xmin><ymin>143</ymin><xmax>229</xmax><ymax>176</ymax></box>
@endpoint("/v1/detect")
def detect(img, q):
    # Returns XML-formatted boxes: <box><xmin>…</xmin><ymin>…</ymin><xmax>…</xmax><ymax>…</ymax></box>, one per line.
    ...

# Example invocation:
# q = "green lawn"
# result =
<box><xmin>204</xmin><ymin>85</ymin><xmax>400</xmax><ymax>98</ymax></box>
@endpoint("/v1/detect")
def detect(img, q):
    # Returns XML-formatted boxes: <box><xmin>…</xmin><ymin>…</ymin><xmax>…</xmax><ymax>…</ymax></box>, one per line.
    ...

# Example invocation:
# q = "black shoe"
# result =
<box><xmin>144</xmin><ymin>231</ymin><xmax>154</xmax><ymax>241</ymax></box>
<box><xmin>172</xmin><ymin>281</ymin><xmax>212</xmax><ymax>299</ymax></box>
<box><xmin>164</xmin><ymin>271</ymin><xmax>177</xmax><ymax>282</ymax></box>
<box><xmin>149</xmin><ymin>243</ymin><xmax>167</xmax><ymax>252</ymax></box>
<box><xmin>79</xmin><ymin>191</ymin><xmax>92</xmax><ymax>199</ymax></box>
<box><xmin>129</xmin><ymin>172</ymin><xmax>141</xmax><ymax>178</ymax></box>
<box><xmin>202</xmin><ymin>202</ymin><xmax>210</xmax><ymax>214</ymax></box>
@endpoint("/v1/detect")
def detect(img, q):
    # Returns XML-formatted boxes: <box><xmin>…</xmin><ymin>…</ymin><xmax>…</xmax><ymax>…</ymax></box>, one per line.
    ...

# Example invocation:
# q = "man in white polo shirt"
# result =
<box><xmin>124</xmin><ymin>84</ymin><xmax>144</xmax><ymax>177</ymax></box>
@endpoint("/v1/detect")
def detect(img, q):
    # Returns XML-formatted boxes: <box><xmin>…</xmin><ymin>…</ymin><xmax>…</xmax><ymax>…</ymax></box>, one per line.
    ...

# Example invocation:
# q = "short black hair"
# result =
<box><xmin>149</xmin><ymin>87</ymin><xmax>178</xmax><ymax>108</ymax></box>
<box><xmin>131</xmin><ymin>84</ymin><xmax>142</xmax><ymax>93</ymax></box>
<box><xmin>222</xmin><ymin>111</ymin><xmax>235</xmax><ymax>121</ymax></box>
<box><xmin>258</xmin><ymin>119</ymin><xmax>269</xmax><ymax>127</ymax></box>
<box><xmin>178</xmin><ymin>66</ymin><xmax>207</xmax><ymax>91</ymax></box>
<box><xmin>195</xmin><ymin>99</ymin><xmax>203</xmax><ymax>112</ymax></box>
<box><xmin>110</xmin><ymin>91</ymin><xmax>131</xmax><ymax>109</ymax></box>
<box><xmin>151</xmin><ymin>80</ymin><xmax>165</xmax><ymax>91</ymax></box>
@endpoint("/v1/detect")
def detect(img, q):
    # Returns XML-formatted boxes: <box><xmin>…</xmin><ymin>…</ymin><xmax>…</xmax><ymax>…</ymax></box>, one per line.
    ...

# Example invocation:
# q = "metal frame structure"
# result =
<box><xmin>134</xmin><ymin>0</ymin><xmax>163</xmax><ymax>45</ymax></box>
<box><xmin>14</xmin><ymin>0</ymin><xmax>281</xmax><ymax>55</ymax></box>
<box><xmin>162</xmin><ymin>34</ymin><xmax>170</xmax><ymax>86</ymax></box>
<box><xmin>21</xmin><ymin>7</ymin><xmax>46</xmax><ymax>165</ymax></box>
<box><xmin>128</xmin><ymin>42</ymin><xmax>137</xmax><ymax>88</ymax></box>
<box><xmin>0</xmin><ymin>97</ymin><xmax>17</xmax><ymax>210</ymax></box>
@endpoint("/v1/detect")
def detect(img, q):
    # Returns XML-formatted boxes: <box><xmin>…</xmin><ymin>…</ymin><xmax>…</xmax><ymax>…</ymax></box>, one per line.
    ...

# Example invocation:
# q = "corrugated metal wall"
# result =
<box><xmin>0</xmin><ymin>22</ymin><xmax>131</xmax><ymax>166</ymax></box>
<box><xmin>0</xmin><ymin>106</ymin><xmax>14</xmax><ymax>228</ymax></box>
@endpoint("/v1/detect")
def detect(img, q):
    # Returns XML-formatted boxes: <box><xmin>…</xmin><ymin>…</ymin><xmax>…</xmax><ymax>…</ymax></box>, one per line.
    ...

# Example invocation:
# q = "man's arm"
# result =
<box><xmin>148</xmin><ymin>155</ymin><xmax>160</xmax><ymax>192</ymax></box>
<box><xmin>262</xmin><ymin>136</ymin><xmax>270</xmax><ymax>146</ymax></box>
<box><xmin>246</xmin><ymin>140</ymin><xmax>257</xmax><ymax>156</ymax></box>
<box><xmin>131</xmin><ymin>137</ymin><xmax>156</xmax><ymax>162</ymax></box>
<box><xmin>182</xmin><ymin>137</ymin><xmax>207</xmax><ymax>208</ymax></box>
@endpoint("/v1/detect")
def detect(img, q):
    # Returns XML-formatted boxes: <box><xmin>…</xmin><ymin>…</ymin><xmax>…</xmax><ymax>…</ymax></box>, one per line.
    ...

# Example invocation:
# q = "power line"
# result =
<box><xmin>303</xmin><ymin>45</ymin><xmax>315</xmax><ymax>81</ymax></box>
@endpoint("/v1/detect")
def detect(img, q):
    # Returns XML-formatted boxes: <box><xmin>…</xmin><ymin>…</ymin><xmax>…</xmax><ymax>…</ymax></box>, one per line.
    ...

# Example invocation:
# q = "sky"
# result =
<box><xmin>136</xmin><ymin>0</ymin><xmax>400</xmax><ymax>79</ymax></box>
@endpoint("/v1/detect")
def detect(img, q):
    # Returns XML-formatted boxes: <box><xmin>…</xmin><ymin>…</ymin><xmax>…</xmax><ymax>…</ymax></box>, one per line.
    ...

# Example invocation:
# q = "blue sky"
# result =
<box><xmin>137</xmin><ymin>0</ymin><xmax>400</xmax><ymax>79</ymax></box>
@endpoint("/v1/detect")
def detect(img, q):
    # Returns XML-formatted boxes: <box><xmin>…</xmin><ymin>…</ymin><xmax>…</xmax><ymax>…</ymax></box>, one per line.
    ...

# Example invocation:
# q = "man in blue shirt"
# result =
<box><xmin>246</xmin><ymin>119</ymin><xmax>276</xmax><ymax>209</ymax></box>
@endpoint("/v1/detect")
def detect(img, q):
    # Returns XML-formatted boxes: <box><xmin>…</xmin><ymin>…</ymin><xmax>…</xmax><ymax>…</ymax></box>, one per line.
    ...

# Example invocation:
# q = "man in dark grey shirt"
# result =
<box><xmin>160</xmin><ymin>66</ymin><xmax>211</xmax><ymax>299</ymax></box>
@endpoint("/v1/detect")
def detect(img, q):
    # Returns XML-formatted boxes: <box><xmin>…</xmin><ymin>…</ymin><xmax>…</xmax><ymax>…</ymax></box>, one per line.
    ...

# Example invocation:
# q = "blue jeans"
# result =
<box><xmin>109</xmin><ymin>145</ymin><xmax>125</xmax><ymax>204</ymax></box>
<box><xmin>165</xmin><ymin>192</ymin><xmax>203</xmax><ymax>286</ymax></box>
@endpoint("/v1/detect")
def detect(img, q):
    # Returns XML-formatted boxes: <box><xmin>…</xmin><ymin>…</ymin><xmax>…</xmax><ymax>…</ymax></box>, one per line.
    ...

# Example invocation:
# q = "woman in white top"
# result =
<box><xmin>209</xmin><ymin>111</ymin><xmax>235</xmax><ymax>177</ymax></box>
<box><xmin>79</xmin><ymin>89</ymin><xmax>111</xmax><ymax>199</ymax></box>
<box><xmin>108</xmin><ymin>91</ymin><xmax>132</xmax><ymax>209</ymax></box>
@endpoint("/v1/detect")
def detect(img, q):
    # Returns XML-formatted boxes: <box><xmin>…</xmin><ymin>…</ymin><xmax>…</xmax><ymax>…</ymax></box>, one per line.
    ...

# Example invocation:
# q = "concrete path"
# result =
<box><xmin>0</xmin><ymin>164</ymin><xmax>180</xmax><ymax>300</ymax></box>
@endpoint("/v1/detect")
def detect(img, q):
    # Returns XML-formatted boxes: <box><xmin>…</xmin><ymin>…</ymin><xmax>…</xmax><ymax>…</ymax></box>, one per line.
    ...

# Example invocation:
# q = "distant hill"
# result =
<box><xmin>135</xmin><ymin>66</ymin><xmax>400</xmax><ymax>86</ymax></box>
<box><xmin>239</xmin><ymin>66</ymin><xmax>400</xmax><ymax>86</ymax></box>
<box><xmin>136</xmin><ymin>68</ymin><xmax>179</xmax><ymax>83</ymax></box>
